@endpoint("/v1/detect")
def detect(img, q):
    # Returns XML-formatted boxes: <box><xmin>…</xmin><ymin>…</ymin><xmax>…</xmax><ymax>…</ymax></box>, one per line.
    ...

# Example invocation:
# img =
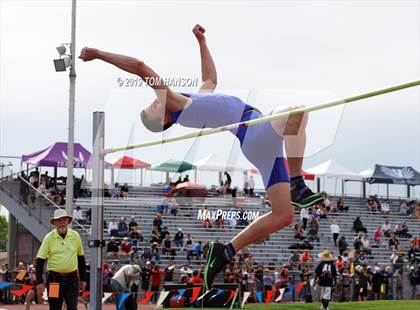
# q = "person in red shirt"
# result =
<box><xmin>119</xmin><ymin>237</ymin><xmax>133</xmax><ymax>258</ymax></box>
<box><xmin>151</xmin><ymin>265</ymin><xmax>163</xmax><ymax>303</ymax></box>
<box><xmin>190</xmin><ymin>270</ymin><xmax>204</xmax><ymax>285</ymax></box>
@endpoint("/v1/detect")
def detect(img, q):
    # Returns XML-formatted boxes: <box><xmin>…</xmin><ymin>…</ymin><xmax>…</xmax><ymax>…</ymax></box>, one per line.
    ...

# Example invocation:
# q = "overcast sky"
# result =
<box><xmin>1</xmin><ymin>0</ymin><xmax>419</xmax><ymax>193</ymax></box>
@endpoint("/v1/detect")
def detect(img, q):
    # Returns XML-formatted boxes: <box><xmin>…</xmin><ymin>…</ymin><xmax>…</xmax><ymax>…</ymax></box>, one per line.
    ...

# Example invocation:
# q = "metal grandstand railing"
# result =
<box><xmin>0</xmin><ymin>166</ymin><xmax>89</xmax><ymax>236</ymax></box>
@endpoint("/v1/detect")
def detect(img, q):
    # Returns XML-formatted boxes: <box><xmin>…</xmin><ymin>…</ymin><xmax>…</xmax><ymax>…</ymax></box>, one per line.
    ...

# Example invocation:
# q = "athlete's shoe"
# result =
<box><xmin>291</xmin><ymin>184</ymin><xmax>323</xmax><ymax>208</ymax></box>
<box><xmin>204</xmin><ymin>242</ymin><xmax>228</xmax><ymax>291</ymax></box>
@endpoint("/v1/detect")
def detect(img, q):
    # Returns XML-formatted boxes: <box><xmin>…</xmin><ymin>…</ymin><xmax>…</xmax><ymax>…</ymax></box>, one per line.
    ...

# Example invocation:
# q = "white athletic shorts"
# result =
<box><xmin>319</xmin><ymin>286</ymin><xmax>332</xmax><ymax>300</ymax></box>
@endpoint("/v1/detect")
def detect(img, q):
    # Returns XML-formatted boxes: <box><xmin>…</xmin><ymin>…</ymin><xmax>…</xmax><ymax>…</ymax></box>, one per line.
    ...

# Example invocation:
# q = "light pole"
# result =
<box><xmin>54</xmin><ymin>0</ymin><xmax>77</xmax><ymax>216</ymax></box>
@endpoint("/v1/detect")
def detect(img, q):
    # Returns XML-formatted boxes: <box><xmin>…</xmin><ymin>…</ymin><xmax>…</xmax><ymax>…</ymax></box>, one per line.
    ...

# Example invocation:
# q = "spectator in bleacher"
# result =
<box><xmin>191</xmin><ymin>269</ymin><xmax>204</xmax><ymax>284</ymax></box>
<box><xmin>106</xmin><ymin>236</ymin><xmax>119</xmax><ymax>259</ymax></box>
<box><xmin>330</xmin><ymin>219</ymin><xmax>340</xmax><ymax>247</ymax></box>
<box><xmin>249</xmin><ymin>175</ymin><xmax>255</xmax><ymax>197</ymax></box>
<box><xmin>151</xmin><ymin>242</ymin><xmax>161</xmax><ymax>263</ymax></box>
<box><xmin>294</xmin><ymin>223</ymin><xmax>305</xmax><ymax>241</ymax></box>
<box><xmin>306</xmin><ymin>218</ymin><xmax>319</xmax><ymax>242</ymax></box>
<box><xmin>183</xmin><ymin>233</ymin><xmax>194</xmax><ymax>261</ymax></box>
<box><xmin>180</xmin><ymin>263</ymin><xmax>193</xmax><ymax>276</ymax></box>
<box><xmin>384</xmin><ymin>266</ymin><xmax>394</xmax><ymax>299</ymax></box>
<box><xmin>335</xmin><ymin>256</ymin><xmax>345</xmax><ymax>272</ymax></box>
<box><xmin>170</xmin><ymin>199</ymin><xmax>179</xmax><ymax>216</ymax></box>
<box><xmin>353</xmin><ymin>216</ymin><xmax>367</xmax><ymax>234</ymax></box>
<box><xmin>141</xmin><ymin>262</ymin><xmax>152</xmax><ymax>293</ymax></box>
<box><xmin>288</xmin><ymin>251</ymin><xmax>301</xmax><ymax>270</ymax></box>
<box><xmin>394</xmin><ymin>221</ymin><xmax>411</xmax><ymax>238</ymax></box>
<box><xmin>119</xmin><ymin>237</ymin><xmax>133</xmax><ymax>259</ymax></box>
<box><xmin>110</xmin><ymin>183</ymin><xmax>120</xmax><ymax>198</ymax></box>
<box><xmin>19</xmin><ymin>171</ymin><xmax>29</xmax><ymax>205</ymax></box>
<box><xmin>128</xmin><ymin>216</ymin><xmax>138</xmax><ymax>232</ymax></box>
<box><xmin>215</xmin><ymin>215</ymin><xmax>225</xmax><ymax>230</ymax></box>
<box><xmin>120</xmin><ymin>182</ymin><xmax>129</xmax><ymax>198</ymax></box>
<box><xmin>337</xmin><ymin>196</ymin><xmax>348</xmax><ymax>212</ymax></box>
<box><xmin>338</xmin><ymin>235</ymin><xmax>348</xmax><ymax>256</ymax></box>
<box><xmin>193</xmin><ymin>241</ymin><xmax>203</xmax><ymax>260</ymax></box>
<box><xmin>238</xmin><ymin>247</ymin><xmax>253</xmax><ymax>262</ymax></box>
<box><xmin>399</xmin><ymin>201</ymin><xmax>409</xmax><ymax>214</ymax></box>
<box><xmin>153</xmin><ymin>213</ymin><xmax>163</xmax><ymax>231</ymax></box>
<box><xmin>72</xmin><ymin>205</ymin><xmax>84</xmax><ymax>223</ymax></box>
<box><xmin>128</xmin><ymin>226</ymin><xmax>144</xmax><ymax>247</ymax></box>
<box><xmin>388</xmin><ymin>233</ymin><xmax>400</xmax><ymax>251</ymax></box>
<box><xmin>340</xmin><ymin>267</ymin><xmax>352</xmax><ymax>302</ymax></box>
<box><xmin>373</xmin><ymin>226</ymin><xmax>385</xmax><ymax>246</ymax></box>
<box><xmin>390</xmin><ymin>249</ymin><xmax>399</xmax><ymax>271</ymax></box>
<box><xmin>300</xmin><ymin>250</ymin><xmax>314</xmax><ymax>270</ymax></box>
<box><xmin>106</xmin><ymin>217</ymin><xmax>118</xmax><ymax>237</ymax></box>
<box><xmin>237</xmin><ymin>207</ymin><xmax>249</xmax><ymax>226</ymax></box>
<box><xmin>381</xmin><ymin>220</ymin><xmax>392</xmax><ymax>238</ymax></box>
<box><xmin>149</xmin><ymin>227</ymin><xmax>160</xmax><ymax>245</ymax></box>
<box><xmin>173</xmin><ymin>228</ymin><xmax>184</xmax><ymax>247</ymax></box>
<box><xmin>118</xmin><ymin>217</ymin><xmax>128</xmax><ymax>237</ymax></box>
<box><xmin>160</xmin><ymin>226</ymin><xmax>170</xmax><ymax>242</ymax></box>
<box><xmin>156</xmin><ymin>199</ymin><xmax>169</xmax><ymax>214</ymax></box>
<box><xmin>300</xmin><ymin>207</ymin><xmax>309</xmax><ymax>230</ymax></box>
<box><xmin>162</xmin><ymin>234</ymin><xmax>176</xmax><ymax>257</ymax></box>
<box><xmin>381</xmin><ymin>200</ymin><xmax>390</xmax><ymax>216</ymax></box>
<box><xmin>354</xmin><ymin>233</ymin><xmax>363</xmax><ymax>252</ymax></box>
<box><xmin>367</xmin><ymin>196</ymin><xmax>378</xmax><ymax>212</ymax></box>
<box><xmin>323</xmin><ymin>194</ymin><xmax>332</xmax><ymax>212</ymax></box>
<box><xmin>407</xmin><ymin>238</ymin><xmax>419</xmax><ymax>264</ymax></box>
<box><xmin>361</xmin><ymin>234</ymin><xmax>372</xmax><ymax>255</ymax></box>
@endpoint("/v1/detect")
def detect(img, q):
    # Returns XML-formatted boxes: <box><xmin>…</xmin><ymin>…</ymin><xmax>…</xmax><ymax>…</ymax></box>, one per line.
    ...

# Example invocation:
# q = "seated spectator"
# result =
<box><xmin>37</xmin><ymin>180</ymin><xmax>48</xmax><ymax>196</ymax></box>
<box><xmin>156</xmin><ymin>199</ymin><xmax>169</xmax><ymax>214</ymax></box>
<box><xmin>388</xmin><ymin>233</ymin><xmax>400</xmax><ymax>251</ymax></box>
<box><xmin>335</xmin><ymin>256</ymin><xmax>345</xmax><ymax>272</ymax></box>
<box><xmin>106</xmin><ymin>237</ymin><xmax>119</xmax><ymax>259</ymax></box>
<box><xmin>170</xmin><ymin>200</ymin><xmax>179</xmax><ymax>216</ymax></box>
<box><xmin>150</xmin><ymin>242</ymin><xmax>161</xmax><ymax>263</ymax></box>
<box><xmin>183</xmin><ymin>175</ymin><xmax>190</xmax><ymax>183</ymax></box>
<box><xmin>337</xmin><ymin>196</ymin><xmax>348</xmax><ymax>212</ymax></box>
<box><xmin>238</xmin><ymin>247</ymin><xmax>253</xmax><ymax>262</ymax></box>
<box><xmin>128</xmin><ymin>216</ymin><xmax>138</xmax><ymax>232</ymax></box>
<box><xmin>153</xmin><ymin>213</ymin><xmax>163</xmax><ymax>231</ymax></box>
<box><xmin>394</xmin><ymin>221</ymin><xmax>411</xmax><ymax>238</ymax></box>
<box><xmin>107</xmin><ymin>217</ymin><xmax>119</xmax><ymax>237</ymax></box>
<box><xmin>367</xmin><ymin>196</ymin><xmax>378</xmax><ymax>212</ymax></box>
<box><xmin>373</xmin><ymin>226</ymin><xmax>385</xmax><ymax>246</ymax></box>
<box><xmin>183</xmin><ymin>233</ymin><xmax>194</xmax><ymax>261</ymax></box>
<box><xmin>361</xmin><ymin>234</ymin><xmax>372</xmax><ymax>255</ymax></box>
<box><xmin>120</xmin><ymin>182</ymin><xmax>129</xmax><ymax>198</ymax></box>
<box><xmin>381</xmin><ymin>201</ymin><xmax>390</xmax><ymax>216</ymax></box>
<box><xmin>323</xmin><ymin>194</ymin><xmax>332</xmax><ymax>212</ymax></box>
<box><xmin>160</xmin><ymin>226</ymin><xmax>170</xmax><ymax>242</ymax></box>
<box><xmin>193</xmin><ymin>241</ymin><xmax>203</xmax><ymax>260</ymax></box>
<box><xmin>118</xmin><ymin>217</ymin><xmax>128</xmax><ymax>237</ymax></box>
<box><xmin>353</xmin><ymin>216</ymin><xmax>367</xmax><ymax>234</ymax></box>
<box><xmin>72</xmin><ymin>206</ymin><xmax>84</xmax><ymax>223</ymax></box>
<box><xmin>173</xmin><ymin>228</ymin><xmax>184</xmax><ymax>248</ymax></box>
<box><xmin>119</xmin><ymin>237</ymin><xmax>133</xmax><ymax>258</ymax></box>
<box><xmin>128</xmin><ymin>226</ymin><xmax>143</xmax><ymax>247</ymax></box>
<box><xmin>399</xmin><ymin>201</ymin><xmax>409</xmax><ymax>214</ymax></box>
<box><xmin>294</xmin><ymin>223</ymin><xmax>305</xmax><ymax>241</ymax></box>
<box><xmin>215</xmin><ymin>215</ymin><xmax>225</xmax><ymax>230</ymax></box>
<box><xmin>149</xmin><ymin>227</ymin><xmax>161</xmax><ymax>245</ymax></box>
<box><xmin>381</xmin><ymin>220</ymin><xmax>392</xmax><ymax>238</ymax></box>
<box><xmin>179</xmin><ymin>263</ymin><xmax>193</xmax><ymax>276</ymax></box>
<box><xmin>110</xmin><ymin>182</ymin><xmax>120</xmax><ymax>198</ymax></box>
<box><xmin>162</xmin><ymin>234</ymin><xmax>176</xmax><ymax>257</ymax></box>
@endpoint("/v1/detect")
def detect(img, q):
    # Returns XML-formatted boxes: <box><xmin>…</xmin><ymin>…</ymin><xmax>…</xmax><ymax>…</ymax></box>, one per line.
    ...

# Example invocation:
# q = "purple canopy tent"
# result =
<box><xmin>21</xmin><ymin>142</ymin><xmax>111</xmax><ymax>169</ymax></box>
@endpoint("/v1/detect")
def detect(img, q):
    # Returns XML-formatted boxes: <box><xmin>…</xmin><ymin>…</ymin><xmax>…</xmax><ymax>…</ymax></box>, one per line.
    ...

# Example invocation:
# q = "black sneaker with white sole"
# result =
<box><xmin>291</xmin><ymin>184</ymin><xmax>324</xmax><ymax>209</ymax></box>
<box><xmin>204</xmin><ymin>242</ymin><xmax>228</xmax><ymax>291</ymax></box>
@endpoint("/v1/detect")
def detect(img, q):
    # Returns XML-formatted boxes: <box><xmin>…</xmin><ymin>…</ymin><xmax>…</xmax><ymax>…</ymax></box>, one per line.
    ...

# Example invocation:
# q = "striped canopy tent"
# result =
<box><xmin>111</xmin><ymin>156</ymin><xmax>151</xmax><ymax>185</ymax></box>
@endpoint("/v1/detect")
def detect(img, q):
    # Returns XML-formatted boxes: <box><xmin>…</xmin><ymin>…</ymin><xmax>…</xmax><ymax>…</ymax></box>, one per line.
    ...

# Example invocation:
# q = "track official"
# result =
<box><xmin>35</xmin><ymin>209</ymin><xmax>87</xmax><ymax>310</ymax></box>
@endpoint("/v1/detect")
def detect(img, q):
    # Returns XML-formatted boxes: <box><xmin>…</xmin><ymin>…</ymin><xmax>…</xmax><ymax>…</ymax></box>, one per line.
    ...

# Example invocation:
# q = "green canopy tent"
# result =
<box><xmin>147</xmin><ymin>159</ymin><xmax>196</xmax><ymax>183</ymax></box>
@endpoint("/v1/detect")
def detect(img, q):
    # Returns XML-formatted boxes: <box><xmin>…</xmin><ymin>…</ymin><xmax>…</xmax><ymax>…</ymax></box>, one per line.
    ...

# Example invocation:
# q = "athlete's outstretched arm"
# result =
<box><xmin>193</xmin><ymin>24</ymin><xmax>217</xmax><ymax>93</ymax></box>
<box><xmin>79</xmin><ymin>48</ymin><xmax>168</xmax><ymax>91</ymax></box>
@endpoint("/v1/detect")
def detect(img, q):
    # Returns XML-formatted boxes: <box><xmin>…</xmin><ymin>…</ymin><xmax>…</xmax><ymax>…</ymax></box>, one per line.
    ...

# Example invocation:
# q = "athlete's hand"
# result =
<box><xmin>192</xmin><ymin>24</ymin><xmax>206</xmax><ymax>42</ymax></box>
<box><xmin>79</xmin><ymin>47</ymin><xmax>99</xmax><ymax>61</ymax></box>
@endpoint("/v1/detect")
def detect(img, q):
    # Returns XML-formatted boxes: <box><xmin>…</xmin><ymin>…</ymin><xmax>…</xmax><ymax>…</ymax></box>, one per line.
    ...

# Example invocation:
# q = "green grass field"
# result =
<box><xmin>242</xmin><ymin>300</ymin><xmax>420</xmax><ymax>310</ymax></box>
<box><xmin>177</xmin><ymin>300</ymin><xmax>420</xmax><ymax>310</ymax></box>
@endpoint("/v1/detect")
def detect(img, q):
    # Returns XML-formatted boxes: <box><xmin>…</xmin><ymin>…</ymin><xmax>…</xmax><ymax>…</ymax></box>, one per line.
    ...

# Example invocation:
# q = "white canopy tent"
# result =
<box><xmin>193</xmin><ymin>153</ymin><xmax>248</xmax><ymax>184</ymax></box>
<box><xmin>305</xmin><ymin>160</ymin><xmax>361</xmax><ymax>195</ymax></box>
